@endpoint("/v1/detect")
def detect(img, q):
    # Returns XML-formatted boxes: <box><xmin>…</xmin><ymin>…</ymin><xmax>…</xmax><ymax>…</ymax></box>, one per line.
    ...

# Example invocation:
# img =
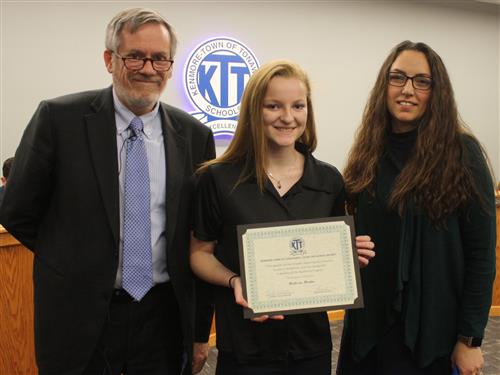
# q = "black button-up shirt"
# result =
<box><xmin>193</xmin><ymin>144</ymin><xmax>345</xmax><ymax>363</ymax></box>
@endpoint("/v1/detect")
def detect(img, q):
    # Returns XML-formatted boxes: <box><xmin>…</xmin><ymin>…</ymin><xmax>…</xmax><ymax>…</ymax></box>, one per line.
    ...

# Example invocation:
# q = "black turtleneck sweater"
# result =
<box><xmin>387</xmin><ymin>128</ymin><xmax>418</xmax><ymax>166</ymax></box>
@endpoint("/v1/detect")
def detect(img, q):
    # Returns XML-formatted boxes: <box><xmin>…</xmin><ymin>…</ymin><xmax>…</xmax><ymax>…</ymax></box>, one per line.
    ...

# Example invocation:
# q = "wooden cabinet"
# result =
<box><xmin>0</xmin><ymin>226</ymin><xmax>37</xmax><ymax>375</ymax></box>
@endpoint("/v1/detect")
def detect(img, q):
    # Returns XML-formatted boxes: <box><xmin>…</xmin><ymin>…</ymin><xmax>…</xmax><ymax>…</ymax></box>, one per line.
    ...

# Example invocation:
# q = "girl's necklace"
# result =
<box><xmin>266</xmin><ymin>153</ymin><xmax>299</xmax><ymax>190</ymax></box>
<box><xmin>267</xmin><ymin>172</ymin><xmax>282</xmax><ymax>189</ymax></box>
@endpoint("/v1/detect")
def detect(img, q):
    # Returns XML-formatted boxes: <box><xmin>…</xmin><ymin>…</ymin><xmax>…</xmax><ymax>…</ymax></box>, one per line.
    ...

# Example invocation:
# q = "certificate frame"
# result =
<box><xmin>237</xmin><ymin>216</ymin><xmax>363</xmax><ymax>319</ymax></box>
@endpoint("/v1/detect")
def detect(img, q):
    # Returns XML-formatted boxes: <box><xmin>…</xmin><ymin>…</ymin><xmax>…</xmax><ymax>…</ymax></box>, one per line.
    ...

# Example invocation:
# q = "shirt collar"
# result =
<box><xmin>113</xmin><ymin>89</ymin><xmax>160</xmax><ymax>138</ymax></box>
<box><xmin>263</xmin><ymin>143</ymin><xmax>335</xmax><ymax>195</ymax></box>
<box><xmin>297</xmin><ymin>142</ymin><xmax>336</xmax><ymax>193</ymax></box>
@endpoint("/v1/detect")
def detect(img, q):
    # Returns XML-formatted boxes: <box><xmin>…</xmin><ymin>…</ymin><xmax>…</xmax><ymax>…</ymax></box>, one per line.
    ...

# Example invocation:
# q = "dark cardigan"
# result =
<box><xmin>342</xmin><ymin>134</ymin><xmax>496</xmax><ymax>367</ymax></box>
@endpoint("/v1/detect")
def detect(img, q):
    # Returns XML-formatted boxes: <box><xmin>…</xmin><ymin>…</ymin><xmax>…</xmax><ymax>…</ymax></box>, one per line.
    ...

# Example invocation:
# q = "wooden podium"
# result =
<box><xmin>0</xmin><ymin>226</ymin><xmax>37</xmax><ymax>375</ymax></box>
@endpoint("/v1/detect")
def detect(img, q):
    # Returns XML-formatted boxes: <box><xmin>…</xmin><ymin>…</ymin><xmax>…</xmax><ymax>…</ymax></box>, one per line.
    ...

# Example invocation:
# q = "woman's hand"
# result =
<box><xmin>231</xmin><ymin>276</ymin><xmax>284</xmax><ymax>323</ymax></box>
<box><xmin>451</xmin><ymin>341</ymin><xmax>484</xmax><ymax>375</ymax></box>
<box><xmin>356</xmin><ymin>235</ymin><xmax>375</xmax><ymax>268</ymax></box>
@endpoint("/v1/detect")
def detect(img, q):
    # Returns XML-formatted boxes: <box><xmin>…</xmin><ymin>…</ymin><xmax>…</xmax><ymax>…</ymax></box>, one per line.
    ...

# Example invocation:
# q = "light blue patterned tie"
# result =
<box><xmin>122</xmin><ymin>116</ymin><xmax>153</xmax><ymax>301</ymax></box>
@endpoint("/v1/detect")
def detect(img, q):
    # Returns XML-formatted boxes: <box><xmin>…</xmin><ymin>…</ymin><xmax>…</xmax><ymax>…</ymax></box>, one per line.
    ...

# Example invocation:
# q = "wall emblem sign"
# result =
<box><xmin>184</xmin><ymin>37</ymin><xmax>259</xmax><ymax>140</ymax></box>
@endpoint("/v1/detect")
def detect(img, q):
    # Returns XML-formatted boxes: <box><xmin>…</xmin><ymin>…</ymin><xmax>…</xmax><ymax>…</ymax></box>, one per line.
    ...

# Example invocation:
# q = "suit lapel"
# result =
<box><xmin>85</xmin><ymin>88</ymin><xmax>120</xmax><ymax>246</ymax></box>
<box><xmin>160</xmin><ymin>104</ymin><xmax>186</xmax><ymax>252</ymax></box>
<box><xmin>83</xmin><ymin>94</ymin><xmax>186</xmax><ymax>252</ymax></box>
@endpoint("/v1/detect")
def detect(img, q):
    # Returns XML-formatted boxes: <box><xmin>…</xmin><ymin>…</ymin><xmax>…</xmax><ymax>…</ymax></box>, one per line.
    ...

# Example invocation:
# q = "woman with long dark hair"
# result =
<box><xmin>337</xmin><ymin>41</ymin><xmax>496</xmax><ymax>375</ymax></box>
<box><xmin>190</xmin><ymin>60</ymin><xmax>375</xmax><ymax>375</ymax></box>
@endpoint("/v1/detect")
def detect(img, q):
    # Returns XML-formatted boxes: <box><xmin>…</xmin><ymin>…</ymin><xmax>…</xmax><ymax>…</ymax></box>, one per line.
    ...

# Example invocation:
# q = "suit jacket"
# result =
<box><xmin>0</xmin><ymin>87</ymin><xmax>215</xmax><ymax>375</ymax></box>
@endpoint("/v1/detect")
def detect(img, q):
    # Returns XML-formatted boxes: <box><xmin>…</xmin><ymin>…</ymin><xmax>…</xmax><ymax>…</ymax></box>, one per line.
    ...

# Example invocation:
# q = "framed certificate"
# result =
<box><xmin>237</xmin><ymin>216</ymin><xmax>363</xmax><ymax>318</ymax></box>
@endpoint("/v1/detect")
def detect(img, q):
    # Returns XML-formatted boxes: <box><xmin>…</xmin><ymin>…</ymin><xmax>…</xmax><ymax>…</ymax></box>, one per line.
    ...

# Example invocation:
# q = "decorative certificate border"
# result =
<box><xmin>237</xmin><ymin>216</ymin><xmax>364</xmax><ymax>318</ymax></box>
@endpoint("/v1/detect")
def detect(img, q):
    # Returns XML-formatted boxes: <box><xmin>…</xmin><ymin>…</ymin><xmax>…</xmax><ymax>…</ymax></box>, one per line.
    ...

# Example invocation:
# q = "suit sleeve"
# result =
<box><xmin>457</xmin><ymin>137</ymin><xmax>496</xmax><ymax>338</ymax></box>
<box><xmin>0</xmin><ymin>101</ymin><xmax>56</xmax><ymax>251</ymax></box>
<box><xmin>193</xmin><ymin>128</ymin><xmax>216</xmax><ymax>343</ymax></box>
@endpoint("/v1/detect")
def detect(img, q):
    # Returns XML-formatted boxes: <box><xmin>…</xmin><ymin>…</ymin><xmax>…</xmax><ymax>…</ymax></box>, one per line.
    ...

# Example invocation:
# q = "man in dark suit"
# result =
<box><xmin>0</xmin><ymin>8</ymin><xmax>214</xmax><ymax>375</ymax></box>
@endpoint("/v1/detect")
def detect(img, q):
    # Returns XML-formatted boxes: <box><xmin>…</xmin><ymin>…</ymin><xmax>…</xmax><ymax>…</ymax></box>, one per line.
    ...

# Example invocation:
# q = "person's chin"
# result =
<box><xmin>395</xmin><ymin>113</ymin><xmax>418</xmax><ymax>123</ymax></box>
<box><xmin>269</xmin><ymin>139</ymin><xmax>296</xmax><ymax>149</ymax></box>
<box><xmin>132</xmin><ymin>93</ymin><xmax>159</xmax><ymax>107</ymax></box>
<box><xmin>132</xmin><ymin>81</ymin><xmax>161</xmax><ymax>90</ymax></box>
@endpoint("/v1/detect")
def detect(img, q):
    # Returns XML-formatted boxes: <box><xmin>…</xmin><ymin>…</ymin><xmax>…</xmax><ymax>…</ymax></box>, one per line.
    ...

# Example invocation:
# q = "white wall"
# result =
<box><xmin>1</xmin><ymin>1</ymin><xmax>498</xmax><ymax>176</ymax></box>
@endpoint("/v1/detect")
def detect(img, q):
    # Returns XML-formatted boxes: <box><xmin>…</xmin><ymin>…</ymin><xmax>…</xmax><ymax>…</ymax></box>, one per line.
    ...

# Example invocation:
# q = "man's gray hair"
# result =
<box><xmin>105</xmin><ymin>8</ymin><xmax>178</xmax><ymax>58</ymax></box>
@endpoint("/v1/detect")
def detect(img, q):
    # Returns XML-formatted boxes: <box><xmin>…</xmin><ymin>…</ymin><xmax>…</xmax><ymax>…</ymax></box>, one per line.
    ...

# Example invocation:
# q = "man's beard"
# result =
<box><xmin>114</xmin><ymin>77</ymin><xmax>160</xmax><ymax>112</ymax></box>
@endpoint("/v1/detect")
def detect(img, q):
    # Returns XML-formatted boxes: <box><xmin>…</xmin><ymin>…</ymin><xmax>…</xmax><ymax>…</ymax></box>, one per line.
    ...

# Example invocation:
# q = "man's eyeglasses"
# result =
<box><xmin>113</xmin><ymin>52</ymin><xmax>174</xmax><ymax>72</ymax></box>
<box><xmin>388</xmin><ymin>72</ymin><xmax>432</xmax><ymax>91</ymax></box>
